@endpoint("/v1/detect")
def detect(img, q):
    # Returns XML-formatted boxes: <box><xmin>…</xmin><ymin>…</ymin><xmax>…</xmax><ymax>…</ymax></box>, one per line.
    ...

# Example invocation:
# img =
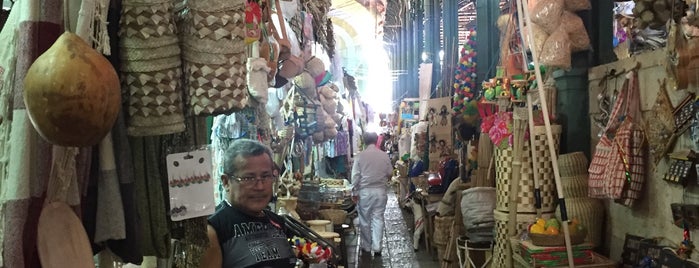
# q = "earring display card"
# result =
<box><xmin>167</xmin><ymin>149</ymin><xmax>215</xmax><ymax>221</ymax></box>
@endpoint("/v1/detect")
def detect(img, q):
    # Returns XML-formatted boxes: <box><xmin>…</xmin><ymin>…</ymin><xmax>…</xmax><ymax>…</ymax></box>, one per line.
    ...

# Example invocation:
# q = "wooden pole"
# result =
<box><xmin>517</xmin><ymin>0</ymin><xmax>575</xmax><ymax>266</ymax></box>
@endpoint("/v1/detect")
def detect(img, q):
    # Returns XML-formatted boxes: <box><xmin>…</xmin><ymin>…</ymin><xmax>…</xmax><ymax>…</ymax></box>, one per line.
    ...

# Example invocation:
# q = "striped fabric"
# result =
<box><xmin>588</xmin><ymin>71</ymin><xmax>645</xmax><ymax>207</ymax></box>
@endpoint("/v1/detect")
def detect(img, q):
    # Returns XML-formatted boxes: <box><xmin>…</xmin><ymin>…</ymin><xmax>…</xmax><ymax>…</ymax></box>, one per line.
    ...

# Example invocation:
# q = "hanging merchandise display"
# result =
<box><xmin>645</xmin><ymin>79</ymin><xmax>675</xmax><ymax>166</ymax></box>
<box><xmin>181</xmin><ymin>0</ymin><xmax>248</xmax><ymax>115</ymax></box>
<box><xmin>119</xmin><ymin>0</ymin><xmax>186</xmax><ymax>136</ymax></box>
<box><xmin>300</xmin><ymin>0</ymin><xmax>334</xmax><ymax>58</ymax></box>
<box><xmin>167</xmin><ymin>149</ymin><xmax>215</xmax><ymax>221</ymax></box>
<box><xmin>588</xmin><ymin>71</ymin><xmax>646</xmax><ymax>207</ymax></box>
<box><xmin>244</xmin><ymin>0</ymin><xmax>262</xmax><ymax>44</ymax></box>
<box><xmin>23</xmin><ymin>32</ymin><xmax>121</xmax><ymax>146</ymax></box>
<box><xmin>452</xmin><ymin>30</ymin><xmax>479</xmax><ymax>126</ymax></box>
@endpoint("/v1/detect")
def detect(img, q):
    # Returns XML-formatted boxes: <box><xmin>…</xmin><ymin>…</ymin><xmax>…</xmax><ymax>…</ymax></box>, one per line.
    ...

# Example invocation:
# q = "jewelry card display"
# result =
<box><xmin>167</xmin><ymin>149</ymin><xmax>215</xmax><ymax>221</ymax></box>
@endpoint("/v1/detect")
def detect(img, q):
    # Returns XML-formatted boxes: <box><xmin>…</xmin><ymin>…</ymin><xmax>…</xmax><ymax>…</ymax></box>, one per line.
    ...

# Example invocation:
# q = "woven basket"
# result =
<box><xmin>121</xmin><ymin>56</ymin><xmax>182</xmax><ymax>73</ymax></box>
<box><xmin>529</xmin><ymin>231</ymin><xmax>587</xmax><ymax>247</ymax></box>
<box><xmin>318</xmin><ymin>209</ymin><xmax>347</xmax><ymax>225</ymax></box>
<box><xmin>433</xmin><ymin>215</ymin><xmax>454</xmax><ymax>246</ymax></box>
<box><xmin>558</xmin><ymin>152</ymin><xmax>589</xmax><ymax>177</ymax></box>
<box><xmin>561</xmin><ymin>175</ymin><xmax>589</xmax><ymax>198</ymax></box>
<box><xmin>494</xmin><ymin>210</ymin><xmax>554</xmax><ymax>268</ymax></box>
<box><xmin>123</xmin><ymin>66</ymin><xmax>186</xmax><ymax>136</ymax></box>
<box><xmin>183</xmin><ymin>53</ymin><xmax>248</xmax><ymax>115</ymax></box>
<box><xmin>187</xmin><ymin>0</ymin><xmax>244</xmax><ymax>12</ymax></box>
<box><xmin>495</xmin><ymin>125</ymin><xmax>562</xmax><ymax>213</ymax></box>
<box><xmin>120</xmin><ymin>2</ymin><xmax>175</xmax><ymax>35</ymax></box>
<box><xmin>555</xmin><ymin>197</ymin><xmax>604</xmax><ymax>247</ymax></box>
<box><xmin>121</xmin><ymin>43</ymin><xmax>181</xmax><ymax>61</ymax></box>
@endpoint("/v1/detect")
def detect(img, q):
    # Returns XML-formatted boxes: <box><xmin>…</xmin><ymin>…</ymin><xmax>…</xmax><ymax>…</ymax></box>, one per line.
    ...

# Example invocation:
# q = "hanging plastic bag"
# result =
<box><xmin>539</xmin><ymin>26</ymin><xmax>571</xmax><ymax>69</ymax></box>
<box><xmin>564</xmin><ymin>0</ymin><xmax>591</xmax><ymax>11</ymax></box>
<box><xmin>561</xmin><ymin>11</ymin><xmax>590</xmax><ymax>52</ymax></box>
<box><xmin>530</xmin><ymin>0</ymin><xmax>564</xmax><ymax>34</ymax></box>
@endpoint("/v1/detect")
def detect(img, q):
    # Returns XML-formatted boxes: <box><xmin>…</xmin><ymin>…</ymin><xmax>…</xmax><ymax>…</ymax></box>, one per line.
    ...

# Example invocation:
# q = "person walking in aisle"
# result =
<box><xmin>351</xmin><ymin>132</ymin><xmax>393</xmax><ymax>257</ymax></box>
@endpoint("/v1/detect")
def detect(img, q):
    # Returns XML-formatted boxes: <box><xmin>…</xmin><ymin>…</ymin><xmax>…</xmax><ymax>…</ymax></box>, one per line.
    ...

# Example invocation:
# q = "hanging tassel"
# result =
<box><xmin>92</xmin><ymin>0</ymin><xmax>110</xmax><ymax>55</ymax></box>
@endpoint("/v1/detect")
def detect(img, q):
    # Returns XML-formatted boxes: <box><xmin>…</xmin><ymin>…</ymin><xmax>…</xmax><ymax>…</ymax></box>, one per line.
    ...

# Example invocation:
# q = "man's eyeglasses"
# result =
<box><xmin>228</xmin><ymin>174</ymin><xmax>278</xmax><ymax>185</ymax></box>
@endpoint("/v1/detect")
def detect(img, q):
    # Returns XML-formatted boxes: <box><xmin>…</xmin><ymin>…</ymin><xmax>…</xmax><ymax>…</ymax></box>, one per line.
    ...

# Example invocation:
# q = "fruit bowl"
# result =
<box><xmin>529</xmin><ymin>230</ymin><xmax>587</xmax><ymax>247</ymax></box>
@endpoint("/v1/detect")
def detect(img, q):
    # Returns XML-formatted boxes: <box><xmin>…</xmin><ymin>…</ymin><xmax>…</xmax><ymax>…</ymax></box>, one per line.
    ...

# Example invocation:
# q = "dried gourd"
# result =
<box><xmin>24</xmin><ymin>32</ymin><xmax>120</xmax><ymax>146</ymax></box>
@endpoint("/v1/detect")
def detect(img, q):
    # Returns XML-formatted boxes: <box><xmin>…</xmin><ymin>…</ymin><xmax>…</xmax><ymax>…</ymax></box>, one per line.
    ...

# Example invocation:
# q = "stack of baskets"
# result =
<box><xmin>180</xmin><ymin>0</ymin><xmax>248</xmax><ymax>115</ymax></box>
<box><xmin>119</xmin><ymin>0</ymin><xmax>186</xmax><ymax>136</ymax></box>
<box><xmin>555</xmin><ymin>152</ymin><xmax>605</xmax><ymax>248</ymax></box>
<box><xmin>493</xmin><ymin>124</ymin><xmax>561</xmax><ymax>268</ymax></box>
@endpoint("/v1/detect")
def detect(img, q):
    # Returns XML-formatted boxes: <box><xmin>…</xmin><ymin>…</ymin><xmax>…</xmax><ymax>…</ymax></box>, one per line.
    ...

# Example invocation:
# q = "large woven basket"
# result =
<box><xmin>555</xmin><ymin>197</ymin><xmax>604</xmax><ymax>247</ymax></box>
<box><xmin>119</xmin><ymin>0</ymin><xmax>186</xmax><ymax>136</ymax></box>
<box><xmin>558</xmin><ymin>152</ymin><xmax>589</xmax><ymax>177</ymax></box>
<box><xmin>494</xmin><ymin>210</ymin><xmax>554</xmax><ymax>268</ymax></box>
<box><xmin>495</xmin><ymin>125</ymin><xmax>561</xmax><ymax>213</ymax></box>
<box><xmin>561</xmin><ymin>174</ymin><xmax>589</xmax><ymax>198</ymax></box>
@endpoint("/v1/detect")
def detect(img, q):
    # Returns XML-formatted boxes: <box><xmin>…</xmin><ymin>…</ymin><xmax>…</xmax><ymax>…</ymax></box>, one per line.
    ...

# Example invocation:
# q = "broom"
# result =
<box><xmin>516</xmin><ymin>0</ymin><xmax>575</xmax><ymax>266</ymax></box>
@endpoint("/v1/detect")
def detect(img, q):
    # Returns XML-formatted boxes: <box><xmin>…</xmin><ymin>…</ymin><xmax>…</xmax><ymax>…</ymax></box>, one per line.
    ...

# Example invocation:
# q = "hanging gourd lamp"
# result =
<box><xmin>23</xmin><ymin>32</ymin><xmax>121</xmax><ymax>147</ymax></box>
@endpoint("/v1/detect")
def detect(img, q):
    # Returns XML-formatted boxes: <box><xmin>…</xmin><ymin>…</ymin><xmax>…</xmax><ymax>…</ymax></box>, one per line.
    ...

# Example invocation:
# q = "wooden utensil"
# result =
<box><xmin>37</xmin><ymin>202</ymin><xmax>95</xmax><ymax>268</ymax></box>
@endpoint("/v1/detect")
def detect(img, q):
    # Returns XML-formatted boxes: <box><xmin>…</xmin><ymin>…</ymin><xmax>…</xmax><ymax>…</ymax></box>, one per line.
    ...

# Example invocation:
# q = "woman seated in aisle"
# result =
<box><xmin>200</xmin><ymin>139</ymin><xmax>297</xmax><ymax>268</ymax></box>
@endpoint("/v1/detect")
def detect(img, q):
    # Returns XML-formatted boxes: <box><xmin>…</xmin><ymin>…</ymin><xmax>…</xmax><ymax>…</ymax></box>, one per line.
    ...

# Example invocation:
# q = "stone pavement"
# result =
<box><xmin>344</xmin><ymin>190</ymin><xmax>440</xmax><ymax>268</ymax></box>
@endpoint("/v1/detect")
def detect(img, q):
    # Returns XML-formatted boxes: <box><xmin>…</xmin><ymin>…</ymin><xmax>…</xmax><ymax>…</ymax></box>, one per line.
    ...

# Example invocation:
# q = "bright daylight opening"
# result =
<box><xmin>360</xmin><ymin>40</ymin><xmax>393</xmax><ymax>115</ymax></box>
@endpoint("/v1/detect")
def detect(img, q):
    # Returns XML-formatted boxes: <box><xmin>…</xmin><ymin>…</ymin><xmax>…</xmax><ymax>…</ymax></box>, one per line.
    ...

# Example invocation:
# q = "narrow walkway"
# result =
<box><xmin>344</xmin><ymin>189</ymin><xmax>439</xmax><ymax>268</ymax></box>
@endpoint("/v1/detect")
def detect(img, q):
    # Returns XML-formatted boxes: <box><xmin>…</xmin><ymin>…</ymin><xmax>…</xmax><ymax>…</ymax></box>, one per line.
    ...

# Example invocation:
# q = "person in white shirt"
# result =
<box><xmin>351</xmin><ymin>132</ymin><xmax>393</xmax><ymax>257</ymax></box>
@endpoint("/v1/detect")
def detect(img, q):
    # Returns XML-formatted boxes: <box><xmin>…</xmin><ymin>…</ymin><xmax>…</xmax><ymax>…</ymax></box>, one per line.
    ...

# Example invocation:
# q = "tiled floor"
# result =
<box><xmin>343</xmin><ymin>190</ymin><xmax>441</xmax><ymax>268</ymax></box>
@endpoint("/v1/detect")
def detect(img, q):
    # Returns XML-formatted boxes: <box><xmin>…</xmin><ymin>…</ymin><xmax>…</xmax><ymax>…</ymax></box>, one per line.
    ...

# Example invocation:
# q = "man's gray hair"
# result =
<box><xmin>222</xmin><ymin>139</ymin><xmax>273</xmax><ymax>177</ymax></box>
<box><xmin>363</xmin><ymin>132</ymin><xmax>379</xmax><ymax>145</ymax></box>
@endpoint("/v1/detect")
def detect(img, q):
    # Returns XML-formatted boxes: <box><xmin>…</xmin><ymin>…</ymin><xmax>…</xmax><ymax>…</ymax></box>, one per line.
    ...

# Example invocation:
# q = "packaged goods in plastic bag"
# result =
<box><xmin>561</xmin><ymin>11</ymin><xmax>591</xmax><ymax>52</ymax></box>
<box><xmin>531</xmin><ymin>0</ymin><xmax>565</xmax><ymax>34</ymax></box>
<box><xmin>525</xmin><ymin>23</ymin><xmax>549</xmax><ymax>55</ymax></box>
<box><xmin>540</xmin><ymin>27</ymin><xmax>571</xmax><ymax>69</ymax></box>
<box><xmin>564</xmin><ymin>0</ymin><xmax>591</xmax><ymax>11</ymax></box>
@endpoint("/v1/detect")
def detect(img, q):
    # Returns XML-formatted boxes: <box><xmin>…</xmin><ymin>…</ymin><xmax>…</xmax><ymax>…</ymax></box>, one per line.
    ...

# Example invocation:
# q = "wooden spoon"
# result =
<box><xmin>37</xmin><ymin>202</ymin><xmax>95</xmax><ymax>268</ymax></box>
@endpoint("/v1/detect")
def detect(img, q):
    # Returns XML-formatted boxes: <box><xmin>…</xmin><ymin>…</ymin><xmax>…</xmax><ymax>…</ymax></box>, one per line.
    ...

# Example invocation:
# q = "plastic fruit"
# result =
<box><xmin>530</xmin><ymin>224</ymin><xmax>545</xmax><ymax>234</ymax></box>
<box><xmin>23</xmin><ymin>32</ymin><xmax>120</xmax><ymax>146</ymax></box>
<box><xmin>545</xmin><ymin>218</ymin><xmax>561</xmax><ymax>229</ymax></box>
<box><xmin>545</xmin><ymin>226</ymin><xmax>560</xmax><ymax>235</ymax></box>
<box><xmin>535</xmin><ymin>218</ymin><xmax>546</xmax><ymax>227</ymax></box>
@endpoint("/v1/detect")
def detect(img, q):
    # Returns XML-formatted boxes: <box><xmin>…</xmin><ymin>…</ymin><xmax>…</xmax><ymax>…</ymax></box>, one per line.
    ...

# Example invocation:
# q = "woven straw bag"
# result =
<box><xmin>120</xmin><ymin>0</ymin><xmax>186</xmax><ymax>136</ymax></box>
<box><xmin>124</xmin><ymin>66</ymin><xmax>186</xmax><ymax>136</ymax></box>
<box><xmin>182</xmin><ymin>0</ymin><xmax>249</xmax><ymax>115</ymax></box>
<box><xmin>187</xmin><ymin>0</ymin><xmax>244</xmax><ymax>12</ymax></box>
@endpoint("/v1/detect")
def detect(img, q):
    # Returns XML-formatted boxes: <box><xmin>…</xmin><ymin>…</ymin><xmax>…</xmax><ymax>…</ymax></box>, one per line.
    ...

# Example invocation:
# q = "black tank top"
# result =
<box><xmin>208</xmin><ymin>203</ymin><xmax>297</xmax><ymax>268</ymax></box>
